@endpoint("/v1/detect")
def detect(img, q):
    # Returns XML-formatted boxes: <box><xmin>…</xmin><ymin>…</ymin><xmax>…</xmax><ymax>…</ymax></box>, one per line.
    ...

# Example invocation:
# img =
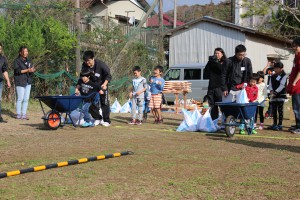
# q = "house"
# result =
<box><xmin>84</xmin><ymin>0</ymin><xmax>151</xmax><ymax>29</ymax></box>
<box><xmin>234</xmin><ymin>0</ymin><xmax>300</xmax><ymax>28</ymax></box>
<box><xmin>166</xmin><ymin>16</ymin><xmax>293</xmax><ymax>73</ymax></box>
<box><xmin>147</xmin><ymin>13</ymin><xmax>185</xmax><ymax>28</ymax></box>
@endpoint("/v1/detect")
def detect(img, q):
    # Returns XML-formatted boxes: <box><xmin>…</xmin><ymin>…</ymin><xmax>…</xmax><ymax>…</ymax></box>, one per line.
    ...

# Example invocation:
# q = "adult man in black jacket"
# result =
<box><xmin>81</xmin><ymin>51</ymin><xmax>112</xmax><ymax>126</ymax></box>
<box><xmin>221</xmin><ymin>44</ymin><xmax>253</xmax><ymax>102</ymax></box>
<box><xmin>0</xmin><ymin>43</ymin><xmax>11</xmax><ymax>123</ymax></box>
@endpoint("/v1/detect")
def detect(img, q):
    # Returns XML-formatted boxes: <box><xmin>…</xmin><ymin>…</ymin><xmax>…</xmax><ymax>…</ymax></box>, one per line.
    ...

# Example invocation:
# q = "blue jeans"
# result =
<box><xmin>0</xmin><ymin>82</ymin><xmax>2</xmax><ymax>115</ymax></box>
<box><xmin>16</xmin><ymin>85</ymin><xmax>31</xmax><ymax>116</ymax></box>
<box><xmin>82</xmin><ymin>93</ymin><xmax>100</xmax><ymax>123</ymax></box>
<box><xmin>82</xmin><ymin>102</ymin><xmax>92</xmax><ymax>123</ymax></box>
<box><xmin>292</xmin><ymin>94</ymin><xmax>300</xmax><ymax>128</ymax></box>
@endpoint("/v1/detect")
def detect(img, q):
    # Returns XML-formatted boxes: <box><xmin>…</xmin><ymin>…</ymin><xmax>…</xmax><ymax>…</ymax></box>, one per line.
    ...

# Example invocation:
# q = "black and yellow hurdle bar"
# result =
<box><xmin>0</xmin><ymin>151</ymin><xmax>133</xmax><ymax>179</ymax></box>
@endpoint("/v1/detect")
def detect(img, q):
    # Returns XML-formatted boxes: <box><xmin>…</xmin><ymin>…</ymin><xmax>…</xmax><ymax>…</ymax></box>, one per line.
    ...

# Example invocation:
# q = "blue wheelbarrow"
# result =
<box><xmin>35</xmin><ymin>93</ymin><xmax>95</xmax><ymax>130</ymax></box>
<box><xmin>216</xmin><ymin>102</ymin><xmax>259</xmax><ymax>137</ymax></box>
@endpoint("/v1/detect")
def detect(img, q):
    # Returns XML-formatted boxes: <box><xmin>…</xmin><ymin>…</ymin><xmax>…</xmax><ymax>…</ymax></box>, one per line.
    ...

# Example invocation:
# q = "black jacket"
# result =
<box><xmin>13</xmin><ymin>57</ymin><xmax>34</xmax><ymax>87</ymax></box>
<box><xmin>204</xmin><ymin>59</ymin><xmax>224</xmax><ymax>89</ymax></box>
<box><xmin>270</xmin><ymin>71</ymin><xmax>287</xmax><ymax>99</ymax></box>
<box><xmin>221</xmin><ymin>56</ymin><xmax>252</xmax><ymax>92</ymax></box>
<box><xmin>0</xmin><ymin>55</ymin><xmax>8</xmax><ymax>82</ymax></box>
<box><xmin>76</xmin><ymin>79</ymin><xmax>101</xmax><ymax>102</ymax></box>
<box><xmin>81</xmin><ymin>59</ymin><xmax>112</xmax><ymax>86</ymax></box>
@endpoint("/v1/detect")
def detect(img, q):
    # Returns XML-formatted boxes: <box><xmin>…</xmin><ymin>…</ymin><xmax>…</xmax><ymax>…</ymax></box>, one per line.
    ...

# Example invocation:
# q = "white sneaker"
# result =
<box><xmin>100</xmin><ymin>120</ymin><xmax>111</xmax><ymax>127</ymax></box>
<box><xmin>94</xmin><ymin>120</ymin><xmax>101</xmax><ymax>126</ymax></box>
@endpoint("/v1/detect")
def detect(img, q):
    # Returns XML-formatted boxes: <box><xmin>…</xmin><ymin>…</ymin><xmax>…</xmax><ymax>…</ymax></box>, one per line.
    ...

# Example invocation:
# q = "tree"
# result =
<box><xmin>239</xmin><ymin>0</ymin><xmax>300</xmax><ymax>39</ymax></box>
<box><xmin>0</xmin><ymin>0</ymin><xmax>77</xmax><ymax>96</ymax></box>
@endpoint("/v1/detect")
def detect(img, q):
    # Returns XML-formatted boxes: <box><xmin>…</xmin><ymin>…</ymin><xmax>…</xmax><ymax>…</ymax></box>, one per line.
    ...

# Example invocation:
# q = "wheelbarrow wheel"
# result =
<box><xmin>225</xmin><ymin>115</ymin><xmax>236</xmax><ymax>138</ymax></box>
<box><xmin>44</xmin><ymin>110</ymin><xmax>61</xmax><ymax>130</ymax></box>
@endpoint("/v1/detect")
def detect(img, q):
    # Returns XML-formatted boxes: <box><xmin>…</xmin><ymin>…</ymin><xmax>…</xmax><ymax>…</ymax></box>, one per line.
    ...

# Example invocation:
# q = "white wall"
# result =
<box><xmin>90</xmin><ymin>1</ymin><xmax>147</xmax><ymax>26</ymax></box>
<box><xmin>169</xmin><ymin>22</ymin><xmax>246</xmax><ymax>66</ymax></box>
<box><xmin>245</xmin><ymin>35</ymin><xmax>294</xmax><ymax>73</ymax></box>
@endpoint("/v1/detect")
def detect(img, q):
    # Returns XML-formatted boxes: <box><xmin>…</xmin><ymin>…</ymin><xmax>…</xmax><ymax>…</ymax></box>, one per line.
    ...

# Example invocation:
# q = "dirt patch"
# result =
<box><xmin>0</xmin><ymin>107</ymin><xmax>299</xmax><ymax>200</ymax></box>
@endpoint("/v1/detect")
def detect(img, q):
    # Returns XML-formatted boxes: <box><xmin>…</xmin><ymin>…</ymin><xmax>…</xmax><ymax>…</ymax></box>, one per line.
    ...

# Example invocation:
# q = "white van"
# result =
<box><xmin>163</xmin><ymin>63</ymin><xmax>209</xmax><ymax>102</ymax></box>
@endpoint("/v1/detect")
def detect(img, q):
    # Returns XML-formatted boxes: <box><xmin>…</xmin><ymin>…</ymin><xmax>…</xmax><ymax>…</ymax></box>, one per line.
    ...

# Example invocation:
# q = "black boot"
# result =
<box><xmin>0</xmin><ymin>115</ymin><xmax>7</xmax><ymax>123</ymax></box>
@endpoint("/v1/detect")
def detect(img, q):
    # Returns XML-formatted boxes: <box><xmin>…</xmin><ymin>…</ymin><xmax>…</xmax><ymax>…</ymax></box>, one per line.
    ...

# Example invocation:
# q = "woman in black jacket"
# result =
<box><xmin>14</xmin><ymin>46</ymin><xmax>35</xmax><ymax>119</ymax></box>
<box><xmin>204</xmin><ymin>47</ymin><xmax>227</xmax><ymax>120</ymax></box>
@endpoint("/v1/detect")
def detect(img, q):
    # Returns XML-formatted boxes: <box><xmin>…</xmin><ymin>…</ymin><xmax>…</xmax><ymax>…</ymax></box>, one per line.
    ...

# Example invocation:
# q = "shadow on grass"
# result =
<box><xmin>20</xmin><ymin>122</ymin><xmax>79</xmax><ymax>131</ymax></box>
<box><xmin>2</xmin><ymin>109</ymin><xmax>16</xmax><ymax>118</ymax></box>
<box><xmin>209</xmin><ymin>137</ymin><xmax>300</xmax><ymax>154</ymax></box>
<box><xmin>113</xmin><ymin>115</ymin><xmax>180</xmax><ymax>126</ymax></box>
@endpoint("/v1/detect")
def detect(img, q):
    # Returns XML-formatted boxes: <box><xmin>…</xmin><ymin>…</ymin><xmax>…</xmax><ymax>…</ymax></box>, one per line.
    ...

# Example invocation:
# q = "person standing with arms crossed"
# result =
<box><xmin>0</xmin><ymin>43</ymin><xmax>11</xmax><ymax>123</ymax></box>
<box><xmin>14</xmin><ymin>46</ymin><xmax>35</xmax><ymax>120</ymax></box>
<box><xmin>287</xmin><ymin>38</ymin><xmax>300</xmax><ymax>134</ymax></box>
<box><xmin>81</xmin><ymin>50</ymin><xmax>112</xmax><ymax>127</ymax></box>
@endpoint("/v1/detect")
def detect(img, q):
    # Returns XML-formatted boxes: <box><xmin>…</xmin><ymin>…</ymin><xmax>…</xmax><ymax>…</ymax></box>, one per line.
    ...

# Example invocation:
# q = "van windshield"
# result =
<box><xmin>164</xmin><ymin>69</ymin><xmax>180</xmax><ymax>81</ymax></box>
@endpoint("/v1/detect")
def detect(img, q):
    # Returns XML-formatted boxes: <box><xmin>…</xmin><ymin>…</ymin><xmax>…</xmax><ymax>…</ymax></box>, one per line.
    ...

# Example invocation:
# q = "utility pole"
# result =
<box><xmin>231</xmin><ymin>0</ymin><xmax>235</xmax><ymax>24</ymax></box>
<box><xmin>75</xmin><ymin>0</ymin><xmax>81</xmax><ymax>75</ymax></box>
<box><xmin>210</xmin><ymin>0</ymin><xmax>214</xmax><ymax>16</ymax></box>
<box><xmin>159</xmin><ymin>0</ymin><xmax>163</xmax><ymax>35</ymax></box>
<box><xmin>158</xmin><ymin>0</ymin><xmax>164</xmax><ymax>64</ymax></box>
<box><xmin>173</xmin><ymin>0</ymin><xmax>177</xmax><ymax>29</ymax></box>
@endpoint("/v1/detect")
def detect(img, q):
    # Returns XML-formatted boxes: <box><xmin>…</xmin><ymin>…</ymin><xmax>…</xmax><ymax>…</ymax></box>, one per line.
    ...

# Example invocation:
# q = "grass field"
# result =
<box><xmin>0</xmin><ymin>101</ymin><xmax>299</xmax><ymax>200</ymax></box>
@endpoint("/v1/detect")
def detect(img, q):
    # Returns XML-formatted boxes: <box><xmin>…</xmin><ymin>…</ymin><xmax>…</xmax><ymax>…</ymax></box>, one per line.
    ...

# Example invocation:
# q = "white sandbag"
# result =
<box><xmin>213</xmin><ymin>118</ymin><xmax>220</xmax><ymax>131</ymax></box>
<box><xmin>196</xmin><ymin>109</ymin><xmax>204</xmax><ymax>131</ymax></box>
<box><xmin>236</xmin><ymin>88</ymin><xmax>249</xmax><ymax>103</ymax></box>
<box><xmin>176</xmin><ymin>109</ymin><xmax>198</xmax><ymax>132</ymax></box>
<box><xmin>70</xmin><ymin>109</ymin><xmax>85</xmax><ymax>125</ymax></box>
<box><xmin>176</xmin><ymin>120</ymin><xmax>189</xmax><ymax>132</ymax></box>
<box><xmin>120</xmin><ymin>99</ymin><xmax>131</xmax><ymax>113</ymax></box>
<box><xmin>110</xmin><ymin>98</ymin><xmax>122</xmax><ymax>113</ymax></box>
<box><xmin>198</xmin><ymin>109</ymin><xmax>217</xmax><ymax>132</ymax></box>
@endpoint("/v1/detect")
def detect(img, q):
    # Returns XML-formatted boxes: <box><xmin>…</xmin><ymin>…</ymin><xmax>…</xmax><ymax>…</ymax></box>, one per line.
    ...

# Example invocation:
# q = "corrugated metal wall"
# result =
<box><xmin>169</xmin><ymin>22</ymin><xmax>246</xmax><ymax>66</ymax></box>
<box><xmin>245</xmin><ymin>35</ymin><xmax>294</xmax><ymax>73</ymax></box>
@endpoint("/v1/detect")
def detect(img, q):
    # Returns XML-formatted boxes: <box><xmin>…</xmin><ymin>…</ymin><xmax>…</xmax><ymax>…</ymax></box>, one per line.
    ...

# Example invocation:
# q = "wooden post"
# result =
<box><xmin>175</xmin><ymin>93</ymin><xmax>179</xmax><ymax>114</ymax></box>
<box><xmin>183</xmin><ymin>91</ymin><xmax>187</xmax><ymax>109</ymax></box>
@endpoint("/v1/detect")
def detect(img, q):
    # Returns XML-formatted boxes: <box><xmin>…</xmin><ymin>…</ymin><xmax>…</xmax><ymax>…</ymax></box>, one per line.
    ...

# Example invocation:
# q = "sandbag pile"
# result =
<box><xmin>110</xmin><ymin>98</ymin><xmax>149</xmax><ymax>113</ymax></box>
<box><xmin>176</xmin><ymin>108</ymin><xmax>220</xmax><ymax>133</ymax></box>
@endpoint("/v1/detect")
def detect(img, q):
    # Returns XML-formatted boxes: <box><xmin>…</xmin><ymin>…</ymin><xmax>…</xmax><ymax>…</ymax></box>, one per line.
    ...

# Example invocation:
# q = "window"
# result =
<box><xmin>164</xmin><ymin>69</ymin><xmax>180</xmax><ymax>81</ymax></box>
<box><xmin>184</xmin><ymin>69</ymin><xmax>201</xmax><ymax>80</ymax></box>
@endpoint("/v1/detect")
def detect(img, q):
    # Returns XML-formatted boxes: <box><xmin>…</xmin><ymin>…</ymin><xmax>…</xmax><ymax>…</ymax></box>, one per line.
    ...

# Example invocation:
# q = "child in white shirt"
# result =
<box><xmin>255</xmin><ymin>71</ymin><xmax>268</xmax><ymax>130</ymax></box>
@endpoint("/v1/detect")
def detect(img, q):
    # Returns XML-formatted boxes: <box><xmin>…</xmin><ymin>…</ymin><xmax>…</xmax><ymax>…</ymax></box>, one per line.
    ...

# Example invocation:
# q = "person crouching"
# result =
<box><xmin>75</xmin><ymin>69</ymin><xmax>104</xmax><ymax>127</ymax></box>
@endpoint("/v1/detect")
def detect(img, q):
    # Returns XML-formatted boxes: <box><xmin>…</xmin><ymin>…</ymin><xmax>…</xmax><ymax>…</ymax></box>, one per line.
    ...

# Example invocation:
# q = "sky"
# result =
<box><xmin>146</xmin><ymin>0</ymin><xmax>223</xmax><ymax>12</ymax></box>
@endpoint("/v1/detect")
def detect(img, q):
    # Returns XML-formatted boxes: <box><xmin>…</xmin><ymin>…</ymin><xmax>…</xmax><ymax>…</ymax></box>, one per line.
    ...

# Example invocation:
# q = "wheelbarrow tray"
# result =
<box><xmin>216</xmin><ymin>102</ymin><xmax>259</xmax><ymax>119</ymax></box>
<box><xmin>35</xmin><ymin>95</ymin><xmax>88</xmax><ymax>113</ymax></box>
